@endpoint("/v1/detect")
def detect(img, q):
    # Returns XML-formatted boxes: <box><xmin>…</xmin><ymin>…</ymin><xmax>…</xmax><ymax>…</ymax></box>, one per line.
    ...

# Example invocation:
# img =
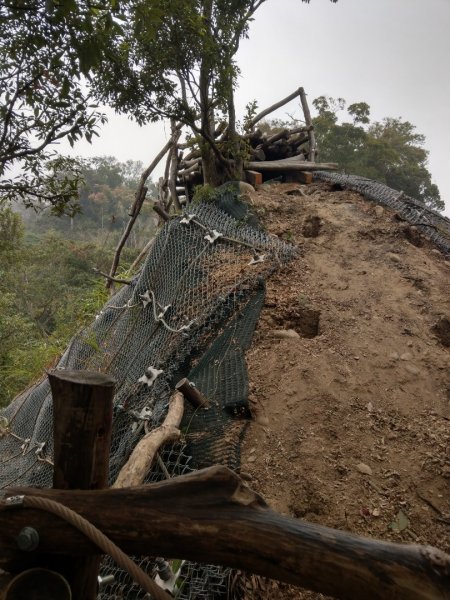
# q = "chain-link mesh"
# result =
<box><xmin>0</xmin><ymin>193</ymin><xmax>294</xmax><ymax>599</ymax></box>
<box><xmin>314</xmin><ymin>171</ymin><xmax>450</xmax><ymax>256</ymax></box>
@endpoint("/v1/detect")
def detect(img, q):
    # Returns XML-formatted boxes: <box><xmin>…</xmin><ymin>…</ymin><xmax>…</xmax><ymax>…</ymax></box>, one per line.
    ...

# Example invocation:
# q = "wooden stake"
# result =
<box><xmin>175</xmin><ymin>378</ymin><xmax>210</xmax><ymax>409</ymax></box>
<box><xmin>153</xmin><ymin>202</ymin><xmax>170</xmax><ymax>223</ymax></box>
<box><xmin>48</xmin><ymin>369</ymin><xmax>115</xmax><ymax>600</ymax></box>
<box><xmin>299</xmin><ymin>87</ymin><xmax>316</xmax><ymax>162</ymax></box>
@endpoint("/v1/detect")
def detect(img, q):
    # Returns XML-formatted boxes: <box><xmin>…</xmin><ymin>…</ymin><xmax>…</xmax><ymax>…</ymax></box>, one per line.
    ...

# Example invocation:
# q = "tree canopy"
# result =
<box><xmin>311</xmin><ymin>96</ymin><xmax>442</xmax><ymax>211</ymax></box>
<box><xmin>93</xmin><ymin>0</ymin><xmax>338</xmax><ymax>185</ymax></box>
<box><xmin>0</xmin><ymin>0</ymin><xmax>123</xmax><ymax>214</ymax></box>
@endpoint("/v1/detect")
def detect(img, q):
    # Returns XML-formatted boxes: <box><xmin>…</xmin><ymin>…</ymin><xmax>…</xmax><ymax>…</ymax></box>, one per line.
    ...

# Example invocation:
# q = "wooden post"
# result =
<box><xmin>299</xmin><ymin>87</ymin><xmax>316</xmax><ymax>162</ymax></box>
<box><xmin>245</xmin><ymin>170</ymin><xmax>263</xmax><ymax>187</ymax></box>
<box><xmin>48</xmin><ymin>369</ymin><xmax>115</xmax><ymax>600</ymax></box>
<box><xmin>175</xmin><ymin>378</ymin><xmax>210</xmax><ymax>409</ymax></box>
<box><xmin>153</xmin><ymin>203</ymin><xmax>170</xmax><ymax>223</ymax></box>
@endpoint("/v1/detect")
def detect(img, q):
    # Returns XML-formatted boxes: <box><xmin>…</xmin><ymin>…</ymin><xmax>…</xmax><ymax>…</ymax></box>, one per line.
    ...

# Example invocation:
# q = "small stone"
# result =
<box><xmin>247</xmin><ymin>455</ymin><xmax>257</xmax><ymax>463</ymax></box>
<box><xmin>238</xmin><ymin>181</ymin><xmax>255</xmax><ymax>194</ymax></box>
<box><xmin>271</xmin><ymin>329</ymin><xmax>300</xmax><ymax>340</ymax></box>
<box><xmin>400</xmin><ymin>352</ymin><xmax>412</xmax><ymax>361</ymax></box>
<box><xmin>240</xmin><ymin>472</ymin><xmax>253</xmax><ymax>481</ymax></box>
<box><xmin>386</xmin><ymin>252</ymin><xmax>401</xmax><ymax>263</ymax></box>
<box><xmin>356</xmin><ymin>462</ymin><xmax>373</xmax><ymax>476</ymax></box>
<box><xmin>389</xmin><ymin>351</ymin><xmax>399</xmax><ymax>360</ymax></box>
<box><xmin>444</xmin><ymin>261</ymin><xmax>450</xmax><ymax>268</ymax></box>
<box><xmin>374</xmin><ymin>206</ymin><xmax>384</xmax><ymax>218</ymax></box>
<box><xmin>372</xmin><ymin>508</ymin><xmax>381</xmax><ymax>517</ymax></box>
<box><xmin>431</xmin><ymin>249</ymin><xmax>441</xmax><ymax>255</ymax></box>
<box><xmin>405</xmin><ymin>364</ymin><xmax>420</xmax><ymax>375</ymax></box>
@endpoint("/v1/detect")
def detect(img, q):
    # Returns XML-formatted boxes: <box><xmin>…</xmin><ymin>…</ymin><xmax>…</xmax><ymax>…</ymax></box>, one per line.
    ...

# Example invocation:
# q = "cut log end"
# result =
<box><xmin>47</xmin><ymin>370</ymin><xmax>115</xmax><ymax>388</ymax></box>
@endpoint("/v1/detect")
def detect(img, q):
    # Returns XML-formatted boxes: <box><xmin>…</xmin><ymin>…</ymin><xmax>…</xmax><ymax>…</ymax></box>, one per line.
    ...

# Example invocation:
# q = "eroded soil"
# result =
<box><xmin>238</xmin><ymin>182</ymin><xmax>450</xmax><ymax>599</ymax></box>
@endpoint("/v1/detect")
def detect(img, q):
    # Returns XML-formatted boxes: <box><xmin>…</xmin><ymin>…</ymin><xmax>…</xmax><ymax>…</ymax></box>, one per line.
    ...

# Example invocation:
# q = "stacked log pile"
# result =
<box><xmin>155</xmin><ymin>88</ymin><xmax>337</xmax><ymax>210</ymax></box>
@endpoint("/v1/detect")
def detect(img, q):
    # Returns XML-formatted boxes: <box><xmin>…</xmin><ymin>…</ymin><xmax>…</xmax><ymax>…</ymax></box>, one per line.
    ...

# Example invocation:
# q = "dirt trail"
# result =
<box><xmin>239</xmin><ymin>182</ymin><xmax>450</xmax><ymax>599</ymax></box>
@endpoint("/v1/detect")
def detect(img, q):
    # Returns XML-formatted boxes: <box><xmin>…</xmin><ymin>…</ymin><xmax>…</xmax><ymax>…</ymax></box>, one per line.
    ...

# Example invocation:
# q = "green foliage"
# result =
<box><xmin>24</xmin><ymin>155</ymin><xmax>156</xmax><ymax>248</ymax></box>
<box><xmin>0</xmin><ymin>0</ymin><xmax>125</xmax><ymax>213</ymax></box>
<box><xmin>93</xmin><ymin>0</ymin><xmax>337</xmax><ymax>184</ymax></box>
<box><xmin>192</xmin><ymin>184</ymin><xmax>218</xmax><ymax>204</ymax></box>
<box><xmin>0</xmin><ymin>207</ymin><xmax>119</xmax><ymax>407</ymax></box>
<box><xmin>311</xmin><ymin>96</ymin><xmax>442</xmax><ymax>211</ymax></box>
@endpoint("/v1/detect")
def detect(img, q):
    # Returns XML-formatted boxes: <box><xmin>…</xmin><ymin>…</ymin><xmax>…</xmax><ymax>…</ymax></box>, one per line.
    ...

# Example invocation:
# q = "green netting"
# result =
<box><xmin>0</xmin><ymin>187</ymin><xmax>295</xmax><ymax>599</ymax></box>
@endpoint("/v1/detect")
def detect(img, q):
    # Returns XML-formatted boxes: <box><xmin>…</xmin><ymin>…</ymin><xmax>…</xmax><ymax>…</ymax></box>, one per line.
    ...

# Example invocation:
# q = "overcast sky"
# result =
<box><xmin>63</xmin><ymin>0</ymin><xmax>450</xmax><ymax>215</ymax></box>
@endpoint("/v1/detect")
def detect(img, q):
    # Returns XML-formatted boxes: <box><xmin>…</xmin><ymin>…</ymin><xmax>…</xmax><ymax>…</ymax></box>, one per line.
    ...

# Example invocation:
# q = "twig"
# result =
<box><xmin>129</xmin><ymin>238</ymin><xmax>156</xmax><ymax>273</ymax></box>
<box><xmin>106</xmin><ymin>125</ymin><xmax>182</xmax><ymax>290</ymax></box>
<box><xmin>93</xmin><ymin>269</ymin><xmax>131</xmax><ymax>285</ymax></box>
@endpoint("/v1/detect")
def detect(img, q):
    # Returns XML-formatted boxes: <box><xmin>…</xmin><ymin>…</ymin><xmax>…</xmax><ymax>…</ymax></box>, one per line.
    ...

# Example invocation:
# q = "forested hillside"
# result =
<box><xmin>0</xmin><ymin>156</ymin><xmax>157</xmax><ymax>406</ymax></box>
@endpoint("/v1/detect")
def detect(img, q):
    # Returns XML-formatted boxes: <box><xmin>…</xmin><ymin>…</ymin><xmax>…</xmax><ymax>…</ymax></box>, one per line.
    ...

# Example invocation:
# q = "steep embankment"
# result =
<box><xmin>240</xmin><ymin>182</ymin><xmax>450</xmax><ymax>598</ymax></box>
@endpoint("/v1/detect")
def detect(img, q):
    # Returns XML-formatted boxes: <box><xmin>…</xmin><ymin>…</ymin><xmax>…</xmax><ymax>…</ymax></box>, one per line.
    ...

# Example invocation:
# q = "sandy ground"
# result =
<box><xmin>237</xmin><ymin>182</ymin><xmax>450</xmax><ymax>599</ymax></box>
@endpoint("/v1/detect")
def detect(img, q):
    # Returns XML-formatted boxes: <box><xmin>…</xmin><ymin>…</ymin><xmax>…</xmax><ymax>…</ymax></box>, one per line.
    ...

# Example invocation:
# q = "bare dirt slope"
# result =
<box><xmin>239</xmin><ymin>182</ymin><xmax>450</xmax><ymax>599</ymax></box>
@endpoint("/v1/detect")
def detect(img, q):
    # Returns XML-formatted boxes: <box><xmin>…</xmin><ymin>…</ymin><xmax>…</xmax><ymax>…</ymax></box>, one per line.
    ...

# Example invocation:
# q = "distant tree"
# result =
<box><xmin>0</xmin><ymin>0</ymin><xmax>123</xmax><ymax>214</ymax></box>
<box><xmin>311</xmin><ymin>96</ymin><xmax>442</xmax><ymax>211</ymax></box>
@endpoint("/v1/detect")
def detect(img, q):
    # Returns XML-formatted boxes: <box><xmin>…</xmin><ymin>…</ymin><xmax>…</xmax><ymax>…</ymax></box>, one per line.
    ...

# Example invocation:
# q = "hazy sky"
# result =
<box><xmin>63</xmin><ymin>0</ymin><xmax>450</xmax><ymax>215</ymax></box>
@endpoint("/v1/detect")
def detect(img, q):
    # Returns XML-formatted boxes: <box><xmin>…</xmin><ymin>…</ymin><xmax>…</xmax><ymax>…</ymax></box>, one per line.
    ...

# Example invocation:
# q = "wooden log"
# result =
<box><xmin>264</xmin><ymin>128</ymin><xmax>289</xmax><ymax>145</ymax></box>
<box><xmin>246</xmin><ymin>88</ymin><xmax>302</xmax><ymax>130</ymax></box>
<box><xmin>183</xmin><ymin>148</ymin><xmax>202</xmax><ymax>162</ymax></box>
<box><xmin>244</xmin><ymin>128</ymin><xmax>263</xmax><ymax>145</ymax></box>
<box><xmin>175</xmin><ymin>378</ymin><xmax>209</xmax><ymax>409</ymax></box>
<box><xmin>295</xmin><ymin>172</ymin><xmax>314</xmax><ymax>184</ymax></box>
<box><xmin>178</xmin><ymin>162</ymin><xmax>202</xmax><ymax>177</ymax></box>
<box><xmin>48</xmin><ymin>370</ymin><xmax>114</xmax><ymax>600</ymax></box>
<box><xmin>245</xmin><ymin>160</ymin><xmax>337</xmax><ymax>172</ymax></box>
<box><xmin>287</xmin><ymin>132</ymin><xmax>308</xmax><ymax>146</ymax></box>
<box><xmin>245</xmin><ymin>170</ymin><xmax>263</xmax><ymax>187</ymax></box>
<box><xmin>299</xmin><ymin>87</ymin><xmax>316</xmax><ymax>162</ymax></box>
<box><xmin>179</xmin><ymin>156</ymin><xmax>202</xmax><ymax>168</ymax></box>
<box><xmin>153</xmin><ymin>203</ymin><xmax>170</xmax><ymax>223</ymax></box>
<box><xmin>112</xmin><ymin>392</ymin><xmax>184</xmax><ymax>488</ymax></box>
<box><xmin>249</xmin><ymin>145</ymin><xmax>266</xmax><ymax>161</ymax></box>
<box><xmin>2</xmin><ymin>467</ymin><xmax>450</xmax><ymax>600</ymax></box>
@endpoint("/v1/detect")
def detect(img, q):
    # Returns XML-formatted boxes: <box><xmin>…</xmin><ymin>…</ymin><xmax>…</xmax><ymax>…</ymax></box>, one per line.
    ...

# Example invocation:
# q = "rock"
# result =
<box><xmin>356</xmin><ymin>462</ymin><xmax>373</xmax><ymax>476</ymax></box>
<box><xmin>405</xmin><ymin>364</ymin><xmax>420</xmax><ymax>375</ymax></box>
<box><xmin>389</xmin><ymin>351</ymin><xmax>399</xmax><ymax>360</ymax></box>
<box><xmin>431</xmin><ymin>249</ymin><xmax>441</xmax><ymax>256</ymax></box>
<box><xmin>240</xmin><ymin>471</ymin><xmax>253</xmax><ymax>481</ymax></box>
<box><xmin>238</xmin><ymin>181</ymin><xmax>255</xmax><ymax>194</ymax></box>
<box><xmin>374</xmin><ymin>206</ymin><xmax>384</xmax><ymax>218</ymax></box>
<box><xmin>247</xmin><ymin>455</ymin><xmax>257</xmax><ymax>463</ymax></box>
<box><xmin>271</xmin><ymin>329</ymin><xmax>300</xmax><ymax>339</ymax></box>
<box><xmin>386</xmin><ymin>252</ymin><xmax>401</xmax><ymax>263</ymax></box>
<box><xmin>400</xmin><ymin>352</ymin><xmax>412</xmax><ymax>361</ymax></box>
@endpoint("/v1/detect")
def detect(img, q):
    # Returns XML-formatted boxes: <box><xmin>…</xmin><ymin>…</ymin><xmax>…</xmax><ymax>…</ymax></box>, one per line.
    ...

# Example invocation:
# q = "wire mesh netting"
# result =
<box><xmin>314</xmin><ymin>171</ymin><xmax>450</xmax><ymax>256</ymax></box>
<box><xmin>0</xmin><ymin>191</ymin><xmax>295</xmax><ymax>599</ymax></box>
